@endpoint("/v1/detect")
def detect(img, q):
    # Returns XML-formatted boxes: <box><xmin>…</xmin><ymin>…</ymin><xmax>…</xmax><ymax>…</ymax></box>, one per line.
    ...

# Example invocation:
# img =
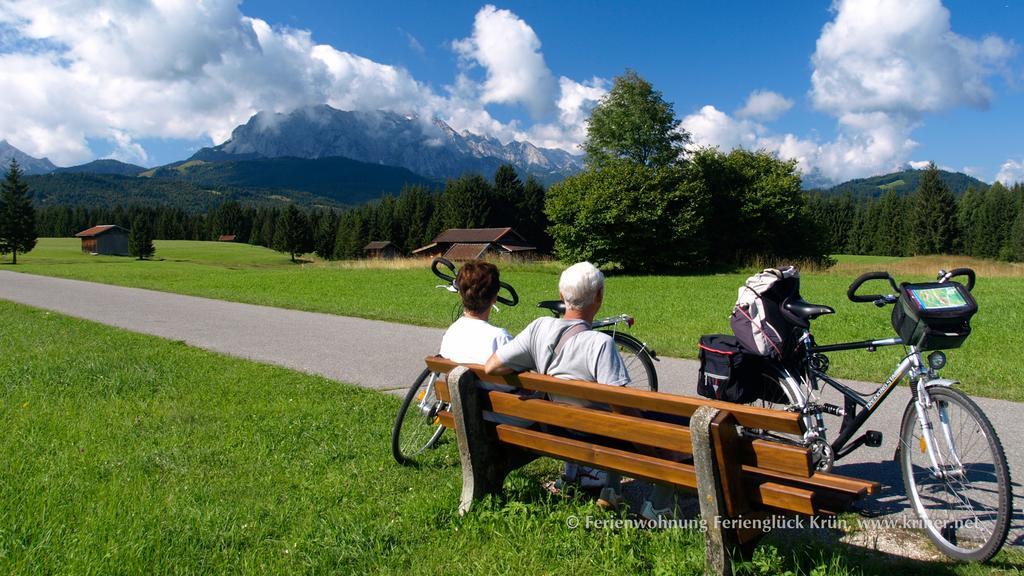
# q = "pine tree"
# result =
<box><xmin>519</xmin><ymin>176</ymin><xmax>550</xmax><ymax>251</ymax></box>
<box><xmin>273</xmin><ymin>204</ymin><xmax>312</xmax><ymax>262</ymax></box>
<box><xmin>910</xmin><ymin>163</ymin><xmax>958</xmax><ymax>255</ymax></box>
<box><xmin>313</xmin><ymin>210</ymin><xmax>338</xmax><ymax>260</ymax></box>
<box><xmin>1010</xmin><ymin>210</ymin><xmax>1024</xmax><ymax>262</ymax></box>
<box><xmin>0</xmin><ymin>159</ymin><xmax>37</xmax><ymax>264</ymax></box>
<box><xmin>490</xmin><ymin>164</ymin><xmax>522</xmax><ymax>227</ymax></box>
<box><xmin>128</xmin><ymin>215</ymin><xmax>155</xmax><ymax>260</ymax></box>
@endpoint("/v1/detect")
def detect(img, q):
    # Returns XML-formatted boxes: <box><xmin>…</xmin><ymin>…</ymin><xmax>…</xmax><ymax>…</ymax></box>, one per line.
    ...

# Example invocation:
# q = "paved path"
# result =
<box><xmin>1</xmin><ymin>270</ymin><xmax>1021</xmax><ymax>547</ymax></box>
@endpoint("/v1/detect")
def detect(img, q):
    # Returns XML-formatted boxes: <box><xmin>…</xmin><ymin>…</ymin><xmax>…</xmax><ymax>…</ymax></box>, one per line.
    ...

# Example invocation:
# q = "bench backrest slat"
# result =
<box><xmin>425</xmin><ymin>357</ymin><xmax>804</xmax><ymax>435</ymax></box>
<box><xmin>486</xmin><ymin>390</ymin><xmax>813</xmax><ymax>478</ymax></box>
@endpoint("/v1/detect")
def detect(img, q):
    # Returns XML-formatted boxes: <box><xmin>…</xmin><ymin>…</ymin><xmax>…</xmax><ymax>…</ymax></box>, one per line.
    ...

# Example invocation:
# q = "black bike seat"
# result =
<box><xmin>537</xmin><ymin>300</ymin><xmax>566</xmax><ymax>315</ymax></box>
<box><xmin>783</xmin><ymin>298</ymin><xmax>835</xmax><ymax>321</ymax></box>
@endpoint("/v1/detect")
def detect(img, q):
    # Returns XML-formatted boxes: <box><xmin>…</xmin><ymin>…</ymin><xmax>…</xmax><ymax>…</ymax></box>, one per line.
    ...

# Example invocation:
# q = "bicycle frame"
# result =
<box><xmin>768</xmin><ymin>330</ymin><xmax>937</xmax><ymax>465</ymax></box>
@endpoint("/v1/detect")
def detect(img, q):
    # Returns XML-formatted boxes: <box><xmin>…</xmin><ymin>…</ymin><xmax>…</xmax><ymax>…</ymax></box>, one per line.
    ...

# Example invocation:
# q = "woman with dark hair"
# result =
<box><xmin>438</xmin><ymin>260</ymin><xmax>512</xmax><ymax>363</ymax></box>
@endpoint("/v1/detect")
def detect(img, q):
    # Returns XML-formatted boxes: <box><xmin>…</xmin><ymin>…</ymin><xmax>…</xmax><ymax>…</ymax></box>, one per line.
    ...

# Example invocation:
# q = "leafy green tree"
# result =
<box><xmin>584</xmin><ymin>70</ymin><xmax>689</xmax><ymax>169</ymax></box>
<box><xmin>273</xmin><ymin>204</ymin><xmax>312</xmax><ymax>262</ymax></box>
<box><xmin>0</xmin><ymin>159</ymin><xmax>37</xmax><ymax>264</ymax></box>
<box><xmin>686</xmin><ymin>148</ymin><xmax>819</xmax><ymax>264</ymax></box>
<box><xmin>910</xmin><ymin>163</ymin><xmax>958</xmax><ymax>255</ymax></box>
<box><xmin>128</xmin><ymin>215</ymin><xmax>155</xmax><ymax>260</ymax></box>
<box><xmin>546</xmin><ymin>159</ymin><xmax>708</xmax><ymax>271</ymax></box>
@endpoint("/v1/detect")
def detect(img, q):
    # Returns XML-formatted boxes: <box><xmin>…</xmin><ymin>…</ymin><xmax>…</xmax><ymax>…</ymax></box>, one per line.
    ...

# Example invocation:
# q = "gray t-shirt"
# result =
<box><xmin>495</xmin><ymin>317</ymin><xmax>630</xmax><ymax>398</ymax></box>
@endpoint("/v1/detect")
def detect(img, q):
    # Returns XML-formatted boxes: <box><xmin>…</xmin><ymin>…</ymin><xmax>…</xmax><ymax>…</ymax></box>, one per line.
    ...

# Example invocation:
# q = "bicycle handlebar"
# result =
<box><xmin>847</xmin><ymin>271</ymin><xmax>899</xmax><ymax>303</ymax></box>
<box><xmin>848</xmin><ymin>267</ymin><xmax>977</xmax><ymax>305</ymax></box>
<box><xmin>430</xmin><ymin>257</ymin><xmax>519</xmax><ymax>306</ymax></box>
<box><xmin>941</xmin><ymin>268</ymin><xmax>976</xmax><ymax>291</ymax></box>
<box><xmin>431</xmin><ymin>257</ymin><xmax>457</xmax><ymax>283</ymax></box>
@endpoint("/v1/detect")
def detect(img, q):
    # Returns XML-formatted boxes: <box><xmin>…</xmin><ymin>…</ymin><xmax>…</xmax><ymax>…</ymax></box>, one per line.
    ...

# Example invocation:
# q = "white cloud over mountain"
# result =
<box><xmin>683</xmin><ymin>0</ymin><xmax>1016</xmax><ymax>184</ymax></box>
<box><xmin>0</xmin><ymin>1</ymin><xmax>605</xmax><ymax>165</ymax></box>
<box><xmin>996</xmin><ymin>159</ymin><xmax>1024</xmax><ymax>184</ymax></box>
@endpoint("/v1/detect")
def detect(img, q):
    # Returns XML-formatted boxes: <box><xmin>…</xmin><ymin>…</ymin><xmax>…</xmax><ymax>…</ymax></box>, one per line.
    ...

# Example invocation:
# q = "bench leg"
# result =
<box><xmin>447</xmin><ymin>366</ymin><xmax>527</xmax><ymax>514</ymax></box>
<box><xmin>692</xmin><ymin>405</ymin><xmax>744</xmax><ymax>576</ymax></box>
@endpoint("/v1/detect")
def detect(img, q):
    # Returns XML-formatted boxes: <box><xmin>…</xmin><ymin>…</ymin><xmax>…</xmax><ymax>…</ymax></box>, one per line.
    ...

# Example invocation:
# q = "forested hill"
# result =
<box><xmin>811</xmin><ymin>168</ymin><xmax>988</xmax><ymax>198</ymax></box>
<box><xmin>24</xmin><ymin>172</ymin><xmax>343</xmax><ymax>211</ymax></box>
<box><xmin>142</xmin><ymin>156</ymin><xmax>438</xmax><ymax>205</ymax></box>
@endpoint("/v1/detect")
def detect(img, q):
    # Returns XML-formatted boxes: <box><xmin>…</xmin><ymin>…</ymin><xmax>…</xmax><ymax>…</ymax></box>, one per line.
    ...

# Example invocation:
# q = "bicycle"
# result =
<box><xmin>749</xmin><ymin>267</ymin><xmax>1011</xmax><ymax>562</ymax></box>
<box><xmin>391</xmin><ymin>258</ymin><xmax>660</xmax><ymax>466</ymax></box>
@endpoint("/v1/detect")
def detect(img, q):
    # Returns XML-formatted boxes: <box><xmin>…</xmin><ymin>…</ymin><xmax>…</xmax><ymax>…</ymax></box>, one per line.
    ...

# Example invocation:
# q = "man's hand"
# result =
<box><xmin>484</xmin><ymin>352</ymin><xmax>514</xmax><ymax>375</ymax></box>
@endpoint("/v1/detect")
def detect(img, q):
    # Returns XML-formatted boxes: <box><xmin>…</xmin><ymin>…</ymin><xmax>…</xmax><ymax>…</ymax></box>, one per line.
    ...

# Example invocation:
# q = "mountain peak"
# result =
<box><xmin>191</xmin><ymin>104</ymin><xmax>582</xmax><ymax>183</ymax></box>
<box><xmin>0</xmin><ymin>140</ymin><xmax>57</xmax><ymax>175</ymax></box>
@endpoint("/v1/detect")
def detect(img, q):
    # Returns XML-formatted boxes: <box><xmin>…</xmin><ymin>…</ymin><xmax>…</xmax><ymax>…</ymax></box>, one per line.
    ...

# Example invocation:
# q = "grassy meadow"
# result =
<box><xmin>7</xmin><ymin>238</ymin><xmax>1024</xmax><ymax>401</ymax></box>
<box><xmin>2</xmin><ymin>300</ymin><xmax>1022</xmax><ymax>574</ymax></box>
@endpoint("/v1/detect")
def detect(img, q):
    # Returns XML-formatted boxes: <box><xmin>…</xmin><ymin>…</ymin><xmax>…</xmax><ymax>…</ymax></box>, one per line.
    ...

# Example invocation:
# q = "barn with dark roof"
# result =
<box><xmin>363</xmin><ymin>240</ymin><xmax>400</xmax><ymax>259</ymax></box>
<box><xmin>411</xmin><ymin>227</ymin><xmax>536</xmax><ymax>261</ymax></box>
<box><xmin>75</xmin><ymin>225</ymin><xmax>130</xmax><ymax>256</ymax></box>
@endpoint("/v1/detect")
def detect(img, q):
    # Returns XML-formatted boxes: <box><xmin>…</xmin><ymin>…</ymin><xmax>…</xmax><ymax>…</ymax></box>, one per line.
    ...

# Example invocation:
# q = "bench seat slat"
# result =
<box><xmin>741</xmin><ymin>465</ymin><xmax>880</xmax><ymax>497</ymax></box>
<box><xmin>495</xmin><ymin>425</ymin><xmax>823</xmax><ymax>516</ymax></box>
<box><xmin>425</xmin><ymin>357</ymin><xmax>804</xmax><ymax>435</ymax></box>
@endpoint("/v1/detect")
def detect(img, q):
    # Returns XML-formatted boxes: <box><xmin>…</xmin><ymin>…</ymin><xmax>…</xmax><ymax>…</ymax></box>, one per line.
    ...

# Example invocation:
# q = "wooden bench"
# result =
<box><xmin>424</xmin><ymin>357</ymin><xmax>880</xmax><ymax>575</ymax></box>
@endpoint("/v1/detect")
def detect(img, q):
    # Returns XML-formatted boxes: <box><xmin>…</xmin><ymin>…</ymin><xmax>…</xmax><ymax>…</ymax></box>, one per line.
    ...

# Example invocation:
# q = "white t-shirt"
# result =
<box><xmin>439</xmin><ymin>316</ymin><xmax>513</xmax><ymax>364</ymax></box>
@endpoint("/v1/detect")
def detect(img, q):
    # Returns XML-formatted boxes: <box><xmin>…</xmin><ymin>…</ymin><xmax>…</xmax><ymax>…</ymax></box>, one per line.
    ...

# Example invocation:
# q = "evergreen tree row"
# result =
<box><xmin>808</xmin><ymin>164</ymin><xmax>1024</xmax><ymax>261</ymax></box>
<box><xmin>35</xmin><ymin>164</ymin><xmax>552</xmax><ymax>261</ymax></box>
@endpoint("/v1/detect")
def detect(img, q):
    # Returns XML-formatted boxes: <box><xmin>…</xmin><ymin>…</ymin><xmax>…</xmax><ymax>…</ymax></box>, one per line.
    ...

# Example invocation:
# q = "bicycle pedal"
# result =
<box><xmin>865</xmin><ymin>430</ymin><xmax>883</xmax><ymax>448</ymax></box>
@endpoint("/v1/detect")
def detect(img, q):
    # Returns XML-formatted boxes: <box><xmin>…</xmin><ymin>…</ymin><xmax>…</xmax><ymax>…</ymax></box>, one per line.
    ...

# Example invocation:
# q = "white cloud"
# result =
<box><xmin>452</xmin><ymin>4</ymin><xmax>557</xmax><ymax>118</ymax></box>
<box><xmin>524</xmin><ymin>77</ymin><xmax>607</xmax><ymax>151</ymax></box>
<box><xmin>105</xmin><ymin>129</ymin><xmax>148</xmax><ymax>165</ymax></box>
<box><xmin>908</xmin><ymin>160</ymin><xmax>931</xmax><ymax>169</ymax></box>
<box><xmin>683</xmin><ymin>0</ymin><xmax>1014</xmax><ymax>184</ymax></box>
<box><xmin>736</xmin><ymin>90</ymin><xmax>793</xmax><ymax>121</ymax></box>
<box><xmin>811</xmin><ymin>0</ymin><xmax>1014</xmax><ymax>117</ymax></box>
<box><xmin>996</xmin><ymin>159</ymin><xmax>1024</xmax><ymax>184</ymax></box>
<box><xmin>0</xmin><ymin>1</ymin><xmax>595</xmax><ymax>165</ymax></box>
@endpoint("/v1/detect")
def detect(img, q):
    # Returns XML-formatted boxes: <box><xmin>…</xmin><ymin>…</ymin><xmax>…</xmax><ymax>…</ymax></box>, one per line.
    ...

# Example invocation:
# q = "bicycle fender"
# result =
<box><xmin>922</xmin><ymin>378</ymin><xmax>959</xmax><ymax>389</ymax></box>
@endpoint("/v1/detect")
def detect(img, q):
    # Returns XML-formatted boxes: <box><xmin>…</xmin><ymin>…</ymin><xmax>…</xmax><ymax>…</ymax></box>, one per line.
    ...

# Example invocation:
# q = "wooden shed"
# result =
<box><xmin>411</xmin><ymin>228</ymin><xmax>536</xmax><ymax>261</ymax></box>
<box><xmin>75</xmin><ymin>225</ymin><xmax>130</xmax><ymax>256</ymax></box>
<box><xmin>363</xmin><ymin>240</ymin><xmax>400</xmax><ymax>259</ymax></box>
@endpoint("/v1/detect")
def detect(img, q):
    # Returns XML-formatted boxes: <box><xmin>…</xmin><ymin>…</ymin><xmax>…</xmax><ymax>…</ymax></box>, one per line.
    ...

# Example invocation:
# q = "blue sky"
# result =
<box><xmin>0</xmin><ymin>0</ymin><xmax>1022</xmax><ymax>184</ymax></box>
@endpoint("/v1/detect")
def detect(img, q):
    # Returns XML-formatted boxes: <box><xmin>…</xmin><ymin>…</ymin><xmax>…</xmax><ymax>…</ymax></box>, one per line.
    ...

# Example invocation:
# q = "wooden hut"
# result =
<box><xmin>363</xmin><ymin>241</ymin><xmax>400</xmax><ymax>259</ymax></box>
<box><xmin>75</xmin><ymin>225</ymin><xmax>130</xmax><ymax>256</ymax></box>
<box><xmin>411</xmin><ymin>228</ymin><xmax>536</xmax><ymax>261</ymax></box>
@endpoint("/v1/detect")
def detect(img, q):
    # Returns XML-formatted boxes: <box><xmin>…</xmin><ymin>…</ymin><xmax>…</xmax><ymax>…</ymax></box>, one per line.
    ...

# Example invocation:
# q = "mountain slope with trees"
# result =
<box><xmin>812</xmin><ymin>168</ymin><xmax>988</xmax><ymax>198</ymax></box>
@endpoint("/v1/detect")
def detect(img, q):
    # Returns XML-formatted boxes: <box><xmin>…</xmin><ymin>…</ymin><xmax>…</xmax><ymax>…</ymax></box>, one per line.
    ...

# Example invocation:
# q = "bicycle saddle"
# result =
<box><xmin>537</xmin><ymin>300</ymin><xmax>566</xmax><ymax>315</ymax></box>
<box><xmin>782</xmin><ymin>298</ymin><xmax>835</xmax><ymax>325</ymax></box>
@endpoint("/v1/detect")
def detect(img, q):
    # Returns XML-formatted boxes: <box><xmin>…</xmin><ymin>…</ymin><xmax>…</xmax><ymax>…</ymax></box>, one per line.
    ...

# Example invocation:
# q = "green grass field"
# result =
<box><xmin>2</xmin><ymin>300</ymin><xmax>1020</xmax><ymax>574</ymax></box>
<box><xmin>8</xmin><ymin>238</ymin><xmax>1024</xmax><ymax>401</ymax></box>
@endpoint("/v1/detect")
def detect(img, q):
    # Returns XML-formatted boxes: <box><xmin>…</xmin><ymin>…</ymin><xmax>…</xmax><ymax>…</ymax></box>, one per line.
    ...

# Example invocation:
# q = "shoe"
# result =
<box><xmin>596</xmin><ymin>487</ymin><xmax>623</xmax><ymax>511</ymax></box>
<box><xmin>639</xmin><ymin>499</ymin><xmax>674</xmax><ymax>521</ymax></box>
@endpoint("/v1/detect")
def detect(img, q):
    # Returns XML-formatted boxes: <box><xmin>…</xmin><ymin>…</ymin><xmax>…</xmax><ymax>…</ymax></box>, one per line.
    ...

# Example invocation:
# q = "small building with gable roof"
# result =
<box><xmin>75</xmin><ymin>225</ymin><xmax>130</xmax><ymax>256</ymax></box>
<box><xmin>411</xmin><ymin>227</ymin><xmax>536</xmax><ymax>261</ymax></box>
<box><xmin>363</xmin><ymin>240</ymin><xmax>400</xmax><ymax>259</ymax></box>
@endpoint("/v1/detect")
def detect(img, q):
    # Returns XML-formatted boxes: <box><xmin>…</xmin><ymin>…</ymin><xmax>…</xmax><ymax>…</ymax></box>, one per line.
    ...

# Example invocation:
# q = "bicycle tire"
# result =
<box><xmin>391</xmin><ymin>368</ymin><xmax>447</xmax><ymax>465</ymax></box>
<box><xmin>600</xmin><ymin>330</ymin><xmax>658</xmax><ymax>392</ymax></box>
<box><xmin>898</xmin><ymin>386</ymin><xmax>1011</xmax><ymax>562</ymax></box>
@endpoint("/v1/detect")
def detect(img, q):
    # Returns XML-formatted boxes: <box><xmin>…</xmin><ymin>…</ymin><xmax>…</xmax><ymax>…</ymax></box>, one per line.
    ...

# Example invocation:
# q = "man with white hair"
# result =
<box><xmin>484</xmin><ymin>261</ymin><xmax>629</xmax><ymax>509</ymax></box>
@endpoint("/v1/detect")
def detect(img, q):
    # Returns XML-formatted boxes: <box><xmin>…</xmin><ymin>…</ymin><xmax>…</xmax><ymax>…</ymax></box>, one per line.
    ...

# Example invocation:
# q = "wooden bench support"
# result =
<box><xmin>692</xmin><ymin>405</ymin><xmax>744</xmax><ymax>576</ymax></box>
<box><xmin>448</xmin><ymin>366</ymin><xmax>538</xmax><ymax>514</ymax></box>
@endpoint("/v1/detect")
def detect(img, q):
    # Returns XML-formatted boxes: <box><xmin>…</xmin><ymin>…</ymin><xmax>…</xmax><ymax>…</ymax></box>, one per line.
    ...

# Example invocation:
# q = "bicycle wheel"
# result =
<box><xmin>898</xmin><ymin>386</ymin><xmax>1011</xmax><ymax>562</ymax></box>
<box><xmin>600</xmin><ymin>331</ymin><xmax>658</xmax><ymax>392</ymax></box>
<box><xmin>391</xmin><ymin>368</ymin><xmax>447</xmax><ymax>465</ymax></box>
